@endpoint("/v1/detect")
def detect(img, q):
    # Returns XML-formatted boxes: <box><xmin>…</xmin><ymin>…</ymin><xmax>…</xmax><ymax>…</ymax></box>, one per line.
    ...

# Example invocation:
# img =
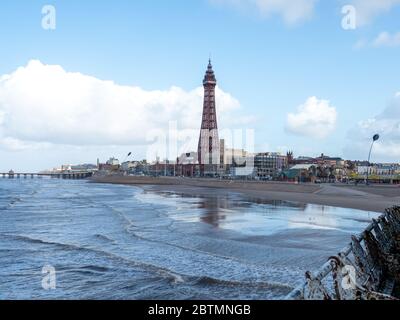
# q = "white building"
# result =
<box><xmin>177</xmin><ymin>152</ymin><xmax>198</xmax><ymax>165</ymax></box>
<box><xmin>357</xmin><ymin>163</ymin><xmax>400</xmax><ymax>176</ymax></box>
<box><xmin>106</xmin><ymin>157</ymin><xmax>120</xmax><ymax>166</ymax></box>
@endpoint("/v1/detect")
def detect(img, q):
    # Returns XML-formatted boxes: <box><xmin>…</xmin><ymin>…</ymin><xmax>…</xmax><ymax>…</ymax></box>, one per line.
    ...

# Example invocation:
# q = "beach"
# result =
<box><xmin>0</xmin><ymin>177</ymin><xmax>390</xmax><ymax>299</ymax></box>
<box><xmin>90</xmin><ymin>176</ymin><xmax>400</xmax><ymax>213</ymax></box>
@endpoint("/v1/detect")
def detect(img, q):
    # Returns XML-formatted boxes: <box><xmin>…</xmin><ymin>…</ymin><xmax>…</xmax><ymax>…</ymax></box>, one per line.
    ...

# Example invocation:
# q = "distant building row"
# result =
<box><xmin>95</xmin><ymin>148</ymin><xmax>400</xmax><ymax>185</ymax></box>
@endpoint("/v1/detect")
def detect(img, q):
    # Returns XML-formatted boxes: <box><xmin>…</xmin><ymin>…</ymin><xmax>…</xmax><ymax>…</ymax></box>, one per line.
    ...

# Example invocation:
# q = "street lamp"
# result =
<box><xmin>366</xmin><ymin>134</ymin><xmax>380</xmax><ymax>185</ymax></box>
<box><xmin>121</xmin><ymin>152</ymin><xmax>132</xmax><ymax>174</ymax></box>
<box><xmin>122</xmin><ymin>152</ymin><xmax>132</xmax><ymax>163</ymax></box>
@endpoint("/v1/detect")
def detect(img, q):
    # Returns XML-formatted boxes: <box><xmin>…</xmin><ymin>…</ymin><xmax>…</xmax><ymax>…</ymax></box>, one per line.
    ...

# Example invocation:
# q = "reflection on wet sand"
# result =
<box><xmin>149</xmin><ymin>190</ymin><xmax>376</xmax><ymax>236</ymax></box>
<box><xmin>197</xmin><ymin>197</ymin><xmax>308</xmax><ymax>228</ymax></box>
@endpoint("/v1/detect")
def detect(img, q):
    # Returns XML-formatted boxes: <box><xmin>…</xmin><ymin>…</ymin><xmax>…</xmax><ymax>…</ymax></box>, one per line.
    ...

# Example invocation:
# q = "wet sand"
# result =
<box><xmin>90</xmin><ymin>176</ymin><xmax>400</xmax><ymax>213</ymax></box>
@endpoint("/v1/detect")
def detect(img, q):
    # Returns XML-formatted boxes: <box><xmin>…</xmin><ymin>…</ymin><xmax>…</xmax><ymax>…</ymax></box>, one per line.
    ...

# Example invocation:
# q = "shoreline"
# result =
<box><xmin>90</xmin><ymin>176</ymin><xmax>400</xmax><ymax>213</ymax></box>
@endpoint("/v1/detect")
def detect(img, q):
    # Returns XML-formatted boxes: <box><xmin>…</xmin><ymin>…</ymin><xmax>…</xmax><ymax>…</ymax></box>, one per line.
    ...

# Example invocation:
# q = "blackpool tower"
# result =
<box><xmin>197</xmin><ymin>60</ymin><xmax>220</xmax><ymax>175</ymax></box>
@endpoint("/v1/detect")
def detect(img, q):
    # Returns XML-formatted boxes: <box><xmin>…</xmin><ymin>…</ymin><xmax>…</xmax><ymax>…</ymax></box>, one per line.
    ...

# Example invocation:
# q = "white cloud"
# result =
<box><xmin>286</xmin><ymin>96</ymin><xmax>337</xmax><ymax>139</ymax></box>
<box><xmin>0</xmin><ymin>60</ymin><xmax>243</xmax><ymax>151</ymax></box>
<box><xmin>210</xmin><ymin>0</ymin><xmax>317</xmax><ymax>24</ymax></box>
<box><xmin>354</xmin><ymin>31</ymin><xmax>400</xmax><ymax>49</ymax></box>
<box><xmin>344</xmin><ymin>92</ymin><xmax>400</xmax><ymax>160</ymax></box>
<box><xmin>372</xmin><ymin>31</ymin><xmax>400</xmax><ymax>47</ymax></box>
<box><xmin>347</xmin><ymin>0</ymin><xmax>400</xmax><ymax>26</ymax></box>
<box><xmin>0</xmin><ymin>137</ymin><xmax>51</xmax><ymax>152</ymax></box>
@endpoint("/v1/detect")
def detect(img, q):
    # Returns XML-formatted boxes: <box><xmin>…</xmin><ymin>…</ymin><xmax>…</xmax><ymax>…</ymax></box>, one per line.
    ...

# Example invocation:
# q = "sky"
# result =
<box><xmin>0</xmin><ymin>0</ymin><xmax>400</xmax><ymax>171</ymax></box>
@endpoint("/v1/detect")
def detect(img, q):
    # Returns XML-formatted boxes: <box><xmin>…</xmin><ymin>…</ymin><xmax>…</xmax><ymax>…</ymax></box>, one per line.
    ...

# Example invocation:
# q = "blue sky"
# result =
<box><xmin>0</xmin><ymin>0</ymin><xmax>400</xmax><ymax>171</ymax></box>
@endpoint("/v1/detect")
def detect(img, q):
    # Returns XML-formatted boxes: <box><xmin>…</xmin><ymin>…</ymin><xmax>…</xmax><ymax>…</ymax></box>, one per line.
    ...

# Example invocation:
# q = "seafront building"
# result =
<box><xmin>254</xmin><ymin>152</ymin><xmax>288</xmax><ymax>180</ymax></box>
<box><xmin>98</xmin><ymin>157</ymin><xmax>121</xmax><ymax>172</ymax></box>
<box><xmin>353</xmin><ymin>163</ymin><xmax>400</xmax><ymax>184</ymax></box>
<box><xmin>106</xmin><ymin>157</ymin><xmax>120</xmax><ymax>166</ymax></box>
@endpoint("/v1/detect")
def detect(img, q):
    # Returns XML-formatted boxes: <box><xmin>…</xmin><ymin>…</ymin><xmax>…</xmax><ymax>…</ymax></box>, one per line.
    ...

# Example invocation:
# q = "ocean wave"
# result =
<box><xmin>56</xmin><ymin>265</ymin><xmax>111</xmax><ymax>276</ymax></box>
<box><xmin>80</xmin><ymin>265</ymin><xmax>110</xmax><ymax>273</ymax></box>
<box><xmin>1</xmin><ymin>234</ymin><xmax>87</xmax><ymax>252</ymax></box>
<box><xmin>94</xmin><ymin>234</ymin><xmax>115</xmax><ymax>243</ymax></box>
<box><xmin>193</xmin><ymin>275</ymin><xmax>294</xmax><ymax>291</ymax></box>
<box><xmin>7</xmin><ymin>196</ymin><xmax>23</xmax><ymax>207</ymax></box>
<box><xmin>0</xmin><ymin>233</ymin><xmax>187</xmax><ymax>285</ymax></box>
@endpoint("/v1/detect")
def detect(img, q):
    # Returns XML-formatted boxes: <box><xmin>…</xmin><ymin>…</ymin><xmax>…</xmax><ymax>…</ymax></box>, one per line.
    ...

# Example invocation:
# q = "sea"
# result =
<box><xmin>0</xmin><ymin>178</ymin><xmax>379</xmax><ymax>300</ymax></box>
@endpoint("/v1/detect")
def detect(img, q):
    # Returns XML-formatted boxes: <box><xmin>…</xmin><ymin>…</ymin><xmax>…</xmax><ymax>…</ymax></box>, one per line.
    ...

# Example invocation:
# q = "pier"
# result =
<box><xmin>1</xmin><ymin>171</ymin><xmax>94</xmax><ymax>180</ymax></box>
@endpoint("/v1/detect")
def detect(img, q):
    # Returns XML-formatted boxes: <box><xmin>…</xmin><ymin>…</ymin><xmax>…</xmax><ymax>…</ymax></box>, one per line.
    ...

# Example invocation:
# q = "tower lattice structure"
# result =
<box><xmin>198</xmin><ymin>60</ymin><xmax>220</xmax><ymax>174</ymax></box>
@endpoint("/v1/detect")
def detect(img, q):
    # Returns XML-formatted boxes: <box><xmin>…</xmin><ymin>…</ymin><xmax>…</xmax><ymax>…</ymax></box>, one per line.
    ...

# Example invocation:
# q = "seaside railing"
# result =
<box><xmin>286</xmin><ymin>206</ymin><xmax>400</xmax><ymax>300</ymax></box>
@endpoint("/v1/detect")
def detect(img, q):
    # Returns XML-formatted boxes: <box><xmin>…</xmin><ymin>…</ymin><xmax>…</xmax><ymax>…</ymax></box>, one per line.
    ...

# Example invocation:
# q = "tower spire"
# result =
<box><xmin>203</xmin><ymin>58</ymin><xmax>216</xmax><ymax>85</ymax></box>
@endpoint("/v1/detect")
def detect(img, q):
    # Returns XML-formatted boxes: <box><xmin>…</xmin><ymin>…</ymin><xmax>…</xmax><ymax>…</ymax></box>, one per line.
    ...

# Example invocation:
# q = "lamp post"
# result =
<box><xmin>122</xmin><ymin>152</ymin><xmax>132</xmax><ymax>174</ymax></box>
<box><xmin>366</xmin><ymin>134</ymin><xmax>380</xmax><ymax>185</ymax></box>
<box><xmin>122</xmin><ymin>152</ymin><xmax>132</xmax><ymax>163</ymax></box>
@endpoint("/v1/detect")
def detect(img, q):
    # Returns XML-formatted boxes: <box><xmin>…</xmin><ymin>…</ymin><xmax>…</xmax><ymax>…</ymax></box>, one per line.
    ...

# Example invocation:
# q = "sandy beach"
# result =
<box><xmin>90</xmin><ymin>176</ymin><xmax>400</xmax><ymax>213</ymax></box>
